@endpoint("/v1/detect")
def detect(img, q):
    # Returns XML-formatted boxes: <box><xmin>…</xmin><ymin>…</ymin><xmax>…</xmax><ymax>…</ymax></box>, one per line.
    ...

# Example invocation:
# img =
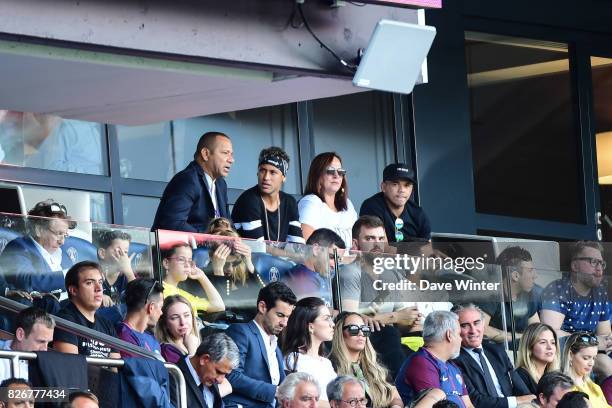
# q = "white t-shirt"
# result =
<box><xmin>285</xmin><ymin>352</ymin><xmax>337</xmax><ymax>400</ymax></box>
<box><xmin>0</xmin><ymin>340</ymin><xmax>29</xmax><ymax>383</ymax></box>
<box><xmin>298</xmin><ymin>194</ymin><xmax>357</xmax><ymax>250</ymax></box>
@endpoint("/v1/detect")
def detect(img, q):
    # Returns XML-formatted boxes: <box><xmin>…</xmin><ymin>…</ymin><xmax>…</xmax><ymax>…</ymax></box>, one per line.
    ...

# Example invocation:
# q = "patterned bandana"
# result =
<box><xmin>259</xmin><ymin>151</ymin><xmax>289</xmax><ymax>176</ymax></box>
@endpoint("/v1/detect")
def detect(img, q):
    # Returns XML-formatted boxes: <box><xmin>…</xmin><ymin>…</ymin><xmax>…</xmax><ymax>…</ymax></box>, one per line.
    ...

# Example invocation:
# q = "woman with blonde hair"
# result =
<box><xmin>329</xmin><ymin>312</ymin><xmax>403</xmax><ymax>408</ymax></box>
<box><xmin>155</xmin><ymin>294</ymin><xmax>200</xmax><ymax>364</ymax></box>
<box><xmin>515</xmin><ymin>322</ymin><xmax>560</xmax><ymax>394</ymax></box>
<box><xmin>561</xmin><ymin>332</ymin><xmax>611</xmax><ymax>408</ymax></box>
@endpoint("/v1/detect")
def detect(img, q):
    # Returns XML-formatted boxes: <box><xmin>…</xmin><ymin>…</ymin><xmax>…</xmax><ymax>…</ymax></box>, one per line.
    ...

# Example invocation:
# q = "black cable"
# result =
<box><xmin>297</xmin><ymin>3</ymin><xmax>357</xmax><ymax>72</ymax></box>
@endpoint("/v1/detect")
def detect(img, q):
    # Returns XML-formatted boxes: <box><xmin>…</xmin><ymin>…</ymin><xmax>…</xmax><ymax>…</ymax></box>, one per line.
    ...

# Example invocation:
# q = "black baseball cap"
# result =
<box><xmin>383</xmin><ymin>163</ymin><xmax>416</xmax><ymax>184</ymax></box>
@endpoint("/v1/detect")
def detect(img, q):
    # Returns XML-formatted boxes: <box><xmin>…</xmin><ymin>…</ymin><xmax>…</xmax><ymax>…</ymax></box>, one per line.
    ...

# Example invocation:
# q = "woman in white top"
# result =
<box><xmin>281</xmin><ymin>297</ymin><xmax>337</xmax><ymax>407</ymax></box>
<box><xmin>298</xmin><ymin>152</ymin><xmax>357</xmax><ymax>249</ymax></box>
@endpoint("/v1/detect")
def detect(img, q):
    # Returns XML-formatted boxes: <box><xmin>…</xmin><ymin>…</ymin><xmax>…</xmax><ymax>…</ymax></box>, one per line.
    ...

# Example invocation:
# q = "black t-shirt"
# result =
<box><xmin>479</xmin><ymin>291</ymin><xmax>538</xmax><ymax>334</ymax></box>
<box><xmin>231</xmin><ymin>185</ymin><xmax>304</xmax><ymax>243</ymax></box>
<box><xmin>53</xmin><ymin>301</ymin><xmax>117</xmax><ymax>358</ymax></box>
<box><xmin>359</xmin><ymin>192</ymin><xmax>431</xmax><ymax>241</ymax></box>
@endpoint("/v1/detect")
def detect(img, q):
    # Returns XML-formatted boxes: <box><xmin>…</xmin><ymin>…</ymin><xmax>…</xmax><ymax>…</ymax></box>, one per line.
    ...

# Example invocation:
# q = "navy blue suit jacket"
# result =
<box><xmin>224</xmin><ymin>321</ymin><xmax>285</xmax><ymax>408</ymax></box>
<box><xmin>152</xmin><ymin>161</ymin><xmax>229</xmax><ymax>233</ymax></box>
<box><xmin>453</xmin><ymin>343</ymin><xmax>530</xmax><ymax>408</ymax></box>
<box><xmin>0</xmin><ymin>236</ymin><xmax>68</xmax><ymax>293</ymax></box>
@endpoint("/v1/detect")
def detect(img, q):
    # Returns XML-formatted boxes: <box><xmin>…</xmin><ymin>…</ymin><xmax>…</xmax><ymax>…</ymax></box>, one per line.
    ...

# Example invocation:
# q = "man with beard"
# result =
<box><xmin>224</xmin><ymin>282</ymin><xmax>297</xmax><ymax>408</ymax></box>
<box><xmin>541</xmin><ymin>241</ymin><xmax>612</xmax><ymax>378</ymax></box>
<box><xmin>452</xmin><ymin>304</ymin><xmax>534</xmax><ymax>408</ymax></box>
<box><xmin>232</xmin><ymin>146</ymin><xmax>304</xmax><ymax>243</ymax></box>
<box><xmin>395</xmin><ymin>311</ymin><xmax>474</xmax><ymax>408</ymax></box>
<box><xmin>338</xmin><ymin>215</ymin><xmax>421</xmax><ymax>378</ymax></box>
<box><xmin>360</xmin><ymin>163</ymin><xmax>431</xmax><ymax>241</ymax></box>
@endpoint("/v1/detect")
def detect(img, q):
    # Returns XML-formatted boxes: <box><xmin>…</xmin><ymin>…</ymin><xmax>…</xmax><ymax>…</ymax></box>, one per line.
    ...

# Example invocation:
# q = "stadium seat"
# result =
<box><xmin>252</xmin><ymin>252</ymin><xmax>295</xmax><ymax>283</ymax></box>
<box><xmin>61</xmin><ymin>236</ymin><xmax>98</xmax><ymax>265</ymax></box>
<box><xmin>0</xmin><ymin>227</ymin><xmax>22</xmax><ymax>256</ymax></box>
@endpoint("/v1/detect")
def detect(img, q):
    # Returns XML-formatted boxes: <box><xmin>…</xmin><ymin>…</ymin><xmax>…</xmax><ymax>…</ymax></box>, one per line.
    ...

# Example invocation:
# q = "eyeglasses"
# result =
<box><xmin>168</xmin><ymin>256</ymin><xmax>195</xmax><ymax>266</ymax></box>
<box><xmin>47</xmin><ymin>227</ymin><xmax>69</xmax><ymax>239</ymax></box>
<box><xmin>145</xmin><ymin>281</ymin><xmax>160</xmax><ymax>303</ymax></box>
<box><xmin>325</xmin><ymin>167</ymin><xmax>347</xmax><ymax>177</ymax></box>
<box><xmin>394</xmin><ymin>218</ymin><xmax>404</xmax><ymax>242</ymax></box>
<box><xmin>343</xmin><ymin>324</ymin><xmax>371</xmax><ymax>337</ymax></box>
<box><xmin>574</xmin><ymin>257</ymin><xmax>607</xmax><ymax>269</ymax></box>
<box><xmin>49</xmin><ymin>203</ymin><xmax>67</xmax><ymax>214</ymax></box>
<box><xmin>340</xmin><ymin>398</ymin><xmax>367</xmax><ymax>407</ymax></box>
<box><xmin>225</xmin><ymin>258</ymin><xmax>244</xmax><ymax>268</ymax></box>
<box><xmin>575</xmin><ymin>332</ymin><xmax>599</xmax><ymax>346</ymax></box>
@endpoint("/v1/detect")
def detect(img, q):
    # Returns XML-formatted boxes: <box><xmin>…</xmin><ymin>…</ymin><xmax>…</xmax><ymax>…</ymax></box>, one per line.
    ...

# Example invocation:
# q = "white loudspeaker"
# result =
<box><xmin>353</xmin><ymin>19</ymin><xmax>436</xmax><ymax>95</ymax></box>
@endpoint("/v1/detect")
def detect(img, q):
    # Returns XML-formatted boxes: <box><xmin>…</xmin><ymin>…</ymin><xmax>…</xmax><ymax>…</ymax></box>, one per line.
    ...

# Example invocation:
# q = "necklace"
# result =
<box><xmin>225</xmin><ymin>273</ymin><xmax>266</xmax><ymax>296</ymax></box>
<box><xmin>261</xmin><ymin>195</ymin><xmax>281</xmax><ymax>242</ymax></box>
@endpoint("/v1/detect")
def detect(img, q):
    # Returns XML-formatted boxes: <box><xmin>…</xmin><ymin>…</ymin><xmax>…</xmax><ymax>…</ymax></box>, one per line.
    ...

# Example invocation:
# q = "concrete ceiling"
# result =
<box><xmin>0</xmin><ymin>40</ymin><xmax>365</xmax><ymax>126</ymax></box>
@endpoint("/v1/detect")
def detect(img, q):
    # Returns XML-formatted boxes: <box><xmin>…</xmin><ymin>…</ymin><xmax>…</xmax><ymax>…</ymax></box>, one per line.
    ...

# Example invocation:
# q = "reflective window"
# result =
<box><xmin>466</xmin><ymin>33</ymin><xmax>583</xmax><ymax>223</ymax></box>
<box><xmin>116</xmin><ymin>122</ymin><xmax>173</xmax><ymax>181</ymax></box>
<box><xmin>173</xmin><ymin>105</ymin><xmax>300</xmax><ymax>194</ymax></box>
<box><xmin>122</xmin><ymin>195</ymin><xmax>160</xmax><ymax>229</ymax></box>
<box><xmin>115</xmin><ymin>105</ymin><xmax>300</xmax><ymax>194</ymax></box>
<box><xmin>0</xmin><ymin>111</ymin><xmax>107</xmax><ymax>175</ymax></box>
<box><xmin>311</xmin><ymin>92</ymin><xmax>395</xmax><ymax>209</ymax></box>
<box><xmin>592</xmin><ymin>56</ymin><xmax>612</xmax><ymax>240</ymax></box>
<box><xmin>2</xmin><ymin>182</ymin><xmax>111</xmax><ymax>223</ymax></box>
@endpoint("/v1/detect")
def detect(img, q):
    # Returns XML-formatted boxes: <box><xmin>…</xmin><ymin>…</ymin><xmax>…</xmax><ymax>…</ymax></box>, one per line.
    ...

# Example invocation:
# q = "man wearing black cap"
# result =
<box><xmin>359</xmin><ymin>163</ymin><xmax>431</xmax><ymax>241</ymax></box>
<box><xmin>232</xmin><ymin>146</ymin><xmax>304</xmax><ymax>243</ymax></box>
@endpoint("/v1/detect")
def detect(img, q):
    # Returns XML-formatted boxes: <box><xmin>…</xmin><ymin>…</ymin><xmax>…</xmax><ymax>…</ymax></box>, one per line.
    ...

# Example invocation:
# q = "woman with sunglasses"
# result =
<box><xmin>515</xmin><ymin>323</ymin><xmax>560</xmax><ymax>394</ymax></box>
<box><xmin>561</xmin><ymin>332</ymin><xmax>611</xmax><ymax>407</ymax></box>
<box><xmin>329</xmin><ymin>312</ymin><xmax>403</xmax><ymax>408</ymax></box>
<box><xmin>155</xmin><ymin>294</ymin><xmax>201</xmax><ymax>364</ymax></box>
<box><xmin>281</xmin><ymin>297</ymin><xmax>337</xmax><ymax>407</ymax></box>
<box><xmin>161</xmin><ymin>242</ymin><xmax>225</xmax><ymax>314</ymax></box>
<box><xmin>298</xmin><ymin>152</ymin><xmax>357</xmax><ymax>249</ymax></box>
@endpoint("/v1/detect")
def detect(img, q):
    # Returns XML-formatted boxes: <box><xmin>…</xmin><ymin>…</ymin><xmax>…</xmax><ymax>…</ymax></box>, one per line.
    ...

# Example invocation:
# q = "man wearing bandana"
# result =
<box><xmin>232</xmin><ymin>147</ymin><xmax>304</xmax><ymax>243</ymax></box>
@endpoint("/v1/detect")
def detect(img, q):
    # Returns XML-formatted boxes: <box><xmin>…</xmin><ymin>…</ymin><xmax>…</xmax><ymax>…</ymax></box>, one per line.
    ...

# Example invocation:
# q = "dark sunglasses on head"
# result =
<box><xmin>325</xmin><ymin>167</ymin><xmax>347</xmax><ymax>177</ymax></box>
<box><xmin>343</xmin><ymin>324</ymin><xmax>371</xmax><ymax>337</ymax></box>
<box><xmin>575</xmin><ymin>332</ymin><xmax>599</xmax><ymax>346</ymax></box>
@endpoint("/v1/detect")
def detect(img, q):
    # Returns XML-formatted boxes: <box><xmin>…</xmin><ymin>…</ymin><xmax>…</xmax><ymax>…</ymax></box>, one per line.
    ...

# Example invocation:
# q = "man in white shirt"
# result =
<box><xmin>225</xmin><ymin>282</ymin><xmax>297</xmax><ymax>408</ymax></box>
<box><xmin>0</xmin><ymin>307</ymin><xmax>55</xmax><ymax>382</ymax></box>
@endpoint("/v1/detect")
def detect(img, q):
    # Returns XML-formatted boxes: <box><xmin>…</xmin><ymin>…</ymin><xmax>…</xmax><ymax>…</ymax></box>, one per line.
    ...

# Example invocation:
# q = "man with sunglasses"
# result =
<box><xmin>232</xmin><ymin>146</ymin><xmax>304</xmax><ymax>243</ymax></box>
<box><xmin>360</xmin><ymin>163</ymin><xmax>431</xmax><ymax>242</ymax></box>
<box><xmin>541</xmin><ymin>241</ymin><xmax>612</xmax><ymax>378</ymax></box>
<box><xmin>116</xmin><ymin>278</ymin><xmax>164</xmax><ymax>358</ymax></box>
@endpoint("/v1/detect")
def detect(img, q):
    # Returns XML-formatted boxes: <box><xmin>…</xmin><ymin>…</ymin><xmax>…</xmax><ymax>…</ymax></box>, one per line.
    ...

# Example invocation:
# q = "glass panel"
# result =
<box><xmin>156</xmin><ymin>229</ymin><xmax>332</xmax><ymax>329</ymax></box>
<box><xmin>0</xmin><ymin>212</ymin><xmax>155</xmax><ymax>332</ymax></box>
<box><xmin>466</xmin><ymin>33</ymin><xmax>583</xmax><ymax>223</ymax></box>
<box><xmin>115</xmin><ymin>122</ymin><xmax>173</xmax><ymax>181</ymax></box>
<box><xmin>0</xmin><ymin>182</ymin><xmax>110</xmax><ymax>224</ymax></box>
<box><xmin>592</xmin><ymin>57</ymin><xmax>612</xmax><ymax>240</ymax></box>
<box><xmin>122</xmin><ymin>195</ymin><xmax>161</xmax><ymax>229</ymax></box>
<box><xmin>115</xmin><ymin>105</ymin><xmax>300</xmax><ymax>195</ymax></box>
<box><xmin>173</xmin><ymin>105</ymin><xmax>300</xmax><ymax>194</ymax></box>
<box><xmin>311</xmin><ymin>92</ymin><xmax>395</xmax><ymax>210</ymax></box>
<box><xmin>0</xmin><ymin>111</ymin><xmax>107</xmax><ymax>175</ymax></box>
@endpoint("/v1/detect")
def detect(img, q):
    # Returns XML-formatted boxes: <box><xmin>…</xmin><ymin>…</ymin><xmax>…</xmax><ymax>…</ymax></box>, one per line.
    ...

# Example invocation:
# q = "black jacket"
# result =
<box><xmin>152</xmin><ymin>161</ymin><xmax>229</xmax><ymax>233</ymax></box>
<box><xmin>453</xmin><ymin>343</ymin><xmax>530</xmax><ymax>408</ymax></box>
<box><xmin>175</xmin><ymin>357</ymin><xmax>224</xmax><ymax>408</ymax></box>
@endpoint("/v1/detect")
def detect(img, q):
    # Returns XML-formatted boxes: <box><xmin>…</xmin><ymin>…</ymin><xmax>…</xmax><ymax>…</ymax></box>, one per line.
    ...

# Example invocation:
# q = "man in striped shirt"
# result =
<box><xmin>232</xmin><ymin>146</ymin><xmax>304</xmax><ymax>244</ymax></box>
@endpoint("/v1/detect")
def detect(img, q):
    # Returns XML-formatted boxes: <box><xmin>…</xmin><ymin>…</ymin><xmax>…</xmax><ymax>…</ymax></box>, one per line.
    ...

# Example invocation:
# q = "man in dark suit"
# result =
<box><xmin>152</xmin><ymin>131</ymin><xmax>233</xmax><ymax>233</ymax></box>
<box><xmin>224</xmin><ymin>282</ymin><xmax>297</xmax><ymax>408</ymax></box>
<box><xmin>175</xmin><ymin>332</ymin><xmax>240</xmax><ymax>408</ymax></box>
<box><xmin>452</xmin><ymin>304</ymin><xmax>535</xmax><ymax>408</ymax></box>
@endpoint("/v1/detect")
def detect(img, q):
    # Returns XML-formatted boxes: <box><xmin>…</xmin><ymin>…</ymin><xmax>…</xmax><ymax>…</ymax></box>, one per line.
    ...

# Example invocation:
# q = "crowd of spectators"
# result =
<box><xmin>0</xmin><ymin>131</ymin><xmax>611</xmax><ymax>408</ymax></box>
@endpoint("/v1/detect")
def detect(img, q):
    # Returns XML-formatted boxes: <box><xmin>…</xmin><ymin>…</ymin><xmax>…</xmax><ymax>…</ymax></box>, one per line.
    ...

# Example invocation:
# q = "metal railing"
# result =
<box><xmin>0</xmin><ymin>297</ymin><xmax>187</xmax><ymax>408</ymax></box>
